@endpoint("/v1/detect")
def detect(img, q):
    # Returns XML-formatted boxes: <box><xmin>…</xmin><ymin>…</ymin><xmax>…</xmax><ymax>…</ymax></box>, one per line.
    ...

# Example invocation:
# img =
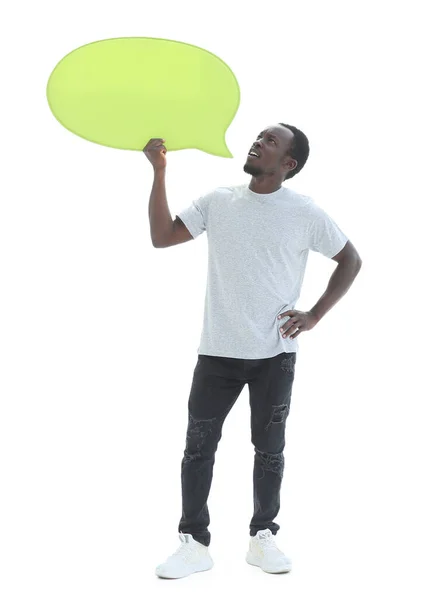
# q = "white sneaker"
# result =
<box><xmin>155</xmin><ymin>533</ymin><xmax>214</xmax><ymax>579</ymax></box>
<box><xmin>246</xmin><ymin>529</ymin><xmax>292</xmax><ymax>574</ymax></box>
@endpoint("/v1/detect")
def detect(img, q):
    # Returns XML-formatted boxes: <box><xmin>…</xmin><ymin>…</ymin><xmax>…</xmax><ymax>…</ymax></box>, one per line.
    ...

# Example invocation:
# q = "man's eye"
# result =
<box><xmin>269</xmin><ymin>139</ymin><xmax>276</xmax><ymax>144</ymax></box>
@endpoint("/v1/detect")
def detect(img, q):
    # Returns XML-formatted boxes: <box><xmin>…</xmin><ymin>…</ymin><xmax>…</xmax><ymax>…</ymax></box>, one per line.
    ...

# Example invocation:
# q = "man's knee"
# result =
<box><xmin>184</xmin><ymin>412</ymin><xmax>221</xmax><ymax>460</ymax></box>
<box><xmin>254</xmin><ymin>448</ymin><xmax>285</xmax><ymax>477</ymax></box>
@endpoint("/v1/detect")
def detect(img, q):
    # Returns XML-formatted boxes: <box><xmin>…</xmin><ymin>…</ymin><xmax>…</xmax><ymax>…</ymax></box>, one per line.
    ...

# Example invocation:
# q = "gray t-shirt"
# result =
<box><xmin>176</xmin><ymin>183</ymin><xmax>348</xmax><ymax>359</ymax></box>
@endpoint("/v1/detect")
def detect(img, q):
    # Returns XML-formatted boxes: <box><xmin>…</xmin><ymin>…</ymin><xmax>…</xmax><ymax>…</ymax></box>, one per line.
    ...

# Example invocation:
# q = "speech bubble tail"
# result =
<box><xmin>222</xmin><ymin>147</ymin><xmax>234</xmax><ymax>159</ymax></box>
<box><xmin>216</xmin><ymin>137</ymin><xmax>233</xmax><ymax>158</ymax></box>
<box><xmin>197</xmin><ymin>137</ymin><xmax>233</xmax><ymax>158</ymax></box>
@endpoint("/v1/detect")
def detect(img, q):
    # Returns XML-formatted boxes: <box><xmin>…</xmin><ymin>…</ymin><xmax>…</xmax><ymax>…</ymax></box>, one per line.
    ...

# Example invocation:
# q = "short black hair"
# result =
<box><xmin>279</xmin><ymin>123</ymin><xmax>310</xmax><ymax>180</ymax></box>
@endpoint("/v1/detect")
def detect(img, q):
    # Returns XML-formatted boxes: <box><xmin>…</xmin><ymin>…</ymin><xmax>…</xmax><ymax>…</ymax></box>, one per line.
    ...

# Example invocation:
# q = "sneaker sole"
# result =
<box><xmin>156</xmin><ymin>556</ymin><xmax>214</xmax><ymax>579</ymax></box>
<box><xmin>246</xmin><ymin>552</ymin><xmax>291</xmax><ymax>574</ymax></box>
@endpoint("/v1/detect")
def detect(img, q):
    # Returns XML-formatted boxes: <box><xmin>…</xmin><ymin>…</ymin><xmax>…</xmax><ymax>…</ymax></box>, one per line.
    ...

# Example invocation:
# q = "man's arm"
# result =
<box><xmin>309</xmin><ymin>240</ymin><xmax>362</xmax><ymax>323</ymax></box>
<box><xmin>143</xmin><ymin>138</ymin><xmax>193</xmax><ymax>248</ymax></box>
<box><xmin>280</xmin><ymin>240</ymin><xmax>363</xmax><ymax>339</ymax></box>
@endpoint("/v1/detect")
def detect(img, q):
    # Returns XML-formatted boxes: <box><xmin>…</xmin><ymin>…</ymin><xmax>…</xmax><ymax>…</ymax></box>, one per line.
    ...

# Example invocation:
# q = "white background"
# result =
<box><xmin>1</xmin><ymin>0</ymin><xmax>420</xmax><ymax>598</ymax></box>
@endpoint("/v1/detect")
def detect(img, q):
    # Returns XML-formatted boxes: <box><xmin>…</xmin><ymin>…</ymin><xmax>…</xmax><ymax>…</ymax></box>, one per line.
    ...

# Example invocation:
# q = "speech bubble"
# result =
<box><xmin>46</xmin><ymin>37</ymin><xmax>240</xmax><ymax>158</ymax></box>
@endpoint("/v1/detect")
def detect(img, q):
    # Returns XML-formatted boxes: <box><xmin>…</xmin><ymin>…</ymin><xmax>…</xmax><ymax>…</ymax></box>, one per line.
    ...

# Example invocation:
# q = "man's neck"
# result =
<box><xmin>248</xmin><ymin>175</ymin><xmax>284</xmax><ymax>194</ymax></box>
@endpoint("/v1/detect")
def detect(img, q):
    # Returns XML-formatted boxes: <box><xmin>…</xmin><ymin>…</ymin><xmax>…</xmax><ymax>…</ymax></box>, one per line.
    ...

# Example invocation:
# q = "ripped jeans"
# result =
<box><xmin>178</xmin><ymin>351</ymin><xmax>297</xmax><ymax>546</ymax></box>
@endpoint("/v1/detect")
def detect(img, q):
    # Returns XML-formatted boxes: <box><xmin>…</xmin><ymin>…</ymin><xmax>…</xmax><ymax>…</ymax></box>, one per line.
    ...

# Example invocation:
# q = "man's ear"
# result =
<box><xmin>285</xmin><ymin>158</ymin><xmax>298</xmax><ymax>173</ymax></box>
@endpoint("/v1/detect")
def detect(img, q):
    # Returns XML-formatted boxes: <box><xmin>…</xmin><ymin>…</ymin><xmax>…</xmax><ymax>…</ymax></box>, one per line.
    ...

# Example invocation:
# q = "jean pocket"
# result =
<box><xmin>280</xmin><ymin>353</ymin><xmax>296</xmax><ymax>373</ymax></box>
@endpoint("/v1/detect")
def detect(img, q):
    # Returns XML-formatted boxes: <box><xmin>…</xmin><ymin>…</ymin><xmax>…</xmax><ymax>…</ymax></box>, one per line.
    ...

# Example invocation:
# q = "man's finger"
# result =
<box><xmin>279</xmin><ymin>310</ymin><xmax>295</xmax><ymax>319</ymax></box>
<box><xmin>143</xmin><ymin>138</ymin><xmax>166</xmax><ymax>149</ymax></box>
<box><xmin>143</xmin><ymin>145</ymin><xmax>166</xmax><ymax>154</ymax></box>
<box><xmin>286</xmin><ymin>323</ymin><xmax>301</xmax><ymax>338</ymax></box>
<box><xmin>280</xmin><ymin>318</ymin><xmax>298</xmax><ymax>337</ymax></box>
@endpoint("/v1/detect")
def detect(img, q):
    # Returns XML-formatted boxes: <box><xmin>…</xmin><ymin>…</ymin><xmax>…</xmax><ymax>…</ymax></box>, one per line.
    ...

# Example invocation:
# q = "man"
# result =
<box><xmin>144</xmin><ymin>123</ymin><xmax>362</xmax><ymax>579</ymax></box>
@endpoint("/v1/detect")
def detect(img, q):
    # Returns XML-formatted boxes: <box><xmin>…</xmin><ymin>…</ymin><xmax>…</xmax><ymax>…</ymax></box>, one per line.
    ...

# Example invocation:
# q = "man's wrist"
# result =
<box><xmin>308</xmin><ymin>308</ymin><xmax>322</xmax><ymax>323</ymax></box>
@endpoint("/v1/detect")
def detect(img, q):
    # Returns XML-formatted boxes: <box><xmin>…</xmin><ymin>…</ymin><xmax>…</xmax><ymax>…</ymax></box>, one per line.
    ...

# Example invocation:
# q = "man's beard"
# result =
<box><xmin>243</xmin><ymin>162</ymin><xmax>264</xmax><ymax>177</ymax></box>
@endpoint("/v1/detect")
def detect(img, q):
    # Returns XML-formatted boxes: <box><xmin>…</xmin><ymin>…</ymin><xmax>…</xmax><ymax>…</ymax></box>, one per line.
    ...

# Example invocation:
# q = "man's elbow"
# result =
<box><xmin>353</xmin><ymin>252</ymin><xmax>363</xmax><ymax>270</ymax></box>
<box><xmin>344</xmin><ymin>254</ymin><xmax>362</xmax><ymax>271</ymax></box>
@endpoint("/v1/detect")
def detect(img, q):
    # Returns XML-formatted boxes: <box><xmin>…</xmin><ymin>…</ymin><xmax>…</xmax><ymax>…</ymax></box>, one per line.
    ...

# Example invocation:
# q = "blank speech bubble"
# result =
<box><xmin>46</xmin><ymin>37</ymin><xmax>240</xmax><ymax>158</ymax></box>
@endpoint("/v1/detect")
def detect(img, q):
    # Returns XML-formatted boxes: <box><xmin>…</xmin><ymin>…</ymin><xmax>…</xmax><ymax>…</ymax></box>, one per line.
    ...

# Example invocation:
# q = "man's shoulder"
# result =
<box><xmin>280</xmin><ymin>187</ymin><xmax>317</xmax><ymax>218</ymax></box>
<box><xmin>283</xmin><ymin>185</ymin><xmax>313</xmax><ymax>205</ymax></box>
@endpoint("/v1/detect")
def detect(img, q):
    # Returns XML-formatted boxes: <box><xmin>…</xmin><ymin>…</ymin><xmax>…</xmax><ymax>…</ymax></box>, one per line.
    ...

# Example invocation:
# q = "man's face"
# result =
<box><xmin>244</xmin><ymin>124</ymin><xmax>296</xmax><ymax>178</ymax></box>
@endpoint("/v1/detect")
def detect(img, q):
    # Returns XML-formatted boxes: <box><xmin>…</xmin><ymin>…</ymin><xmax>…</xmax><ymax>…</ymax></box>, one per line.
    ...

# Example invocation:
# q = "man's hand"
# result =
<box><xmin>278</xmin><ymin>310</ymin><xmax>319</xmax><ymax>339</ymax></box>
<box><xmin>143</xmin><ymin>138</ymin><xmax>167</xmax><ymax>171</ymax></box>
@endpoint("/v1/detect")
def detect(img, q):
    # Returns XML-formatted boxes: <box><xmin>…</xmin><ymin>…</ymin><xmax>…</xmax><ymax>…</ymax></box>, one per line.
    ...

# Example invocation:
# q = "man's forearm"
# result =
<box><xmin>148</xmin><ymin>168</ymin><xmax>173</xmax><ymax>246</ymax></box>
<box><xmin>310</xmin><ymin>258</ymin><xmax>362</xmax><ymax>323</ymax></box>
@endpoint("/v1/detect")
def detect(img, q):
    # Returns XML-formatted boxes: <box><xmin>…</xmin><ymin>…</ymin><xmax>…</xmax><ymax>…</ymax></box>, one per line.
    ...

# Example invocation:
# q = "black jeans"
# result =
<box><xmin>178</xmin><ymin>351</ymin><xmax>297</xmax><ymax>546</ymax></box>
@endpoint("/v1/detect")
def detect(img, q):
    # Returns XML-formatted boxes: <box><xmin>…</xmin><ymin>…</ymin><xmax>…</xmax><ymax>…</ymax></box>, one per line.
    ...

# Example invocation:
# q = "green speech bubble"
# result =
<box><xmin>46</xmin><ymin>37</ymin><xmax>240</xmax><ymax>158</ymax></box>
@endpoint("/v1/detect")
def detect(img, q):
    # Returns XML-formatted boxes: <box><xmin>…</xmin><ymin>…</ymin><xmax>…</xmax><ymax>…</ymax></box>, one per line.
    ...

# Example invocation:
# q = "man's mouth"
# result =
<box><xmin>248</xmin><ymin>149</ymin><xmax>260</xmax><ymax>158</ymax></box>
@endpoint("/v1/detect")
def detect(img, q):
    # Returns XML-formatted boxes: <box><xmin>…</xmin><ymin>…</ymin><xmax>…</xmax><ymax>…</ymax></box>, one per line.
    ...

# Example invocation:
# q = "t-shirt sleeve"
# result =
<box><xmin>175</xmin><ymin>189</ymin><xmax>215</xmax><ymax>239</ymax></box>
<box><xmin>308</xmin><ymin>203</ymin><xmax>349</xmax><ymax>259</ymax></box>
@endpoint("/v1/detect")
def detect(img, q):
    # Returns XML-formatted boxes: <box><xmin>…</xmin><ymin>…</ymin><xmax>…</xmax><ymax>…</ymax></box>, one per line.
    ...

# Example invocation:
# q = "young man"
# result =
<box><xmin>144</xmin><ymin>123</ymin><xmax>362</xmax><ymax>579</ymax></box>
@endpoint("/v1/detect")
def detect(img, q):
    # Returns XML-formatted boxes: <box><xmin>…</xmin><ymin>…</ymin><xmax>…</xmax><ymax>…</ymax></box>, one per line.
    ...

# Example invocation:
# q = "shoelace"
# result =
<box><xmin>257</xmin><ymin>534</ymin><xmax>283</xmax><ymax>555</ymax></box>
<box><xmin>172</xmin><ymin>535</ymin><xmax>198</xmax><ymax>562</ymax></box>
